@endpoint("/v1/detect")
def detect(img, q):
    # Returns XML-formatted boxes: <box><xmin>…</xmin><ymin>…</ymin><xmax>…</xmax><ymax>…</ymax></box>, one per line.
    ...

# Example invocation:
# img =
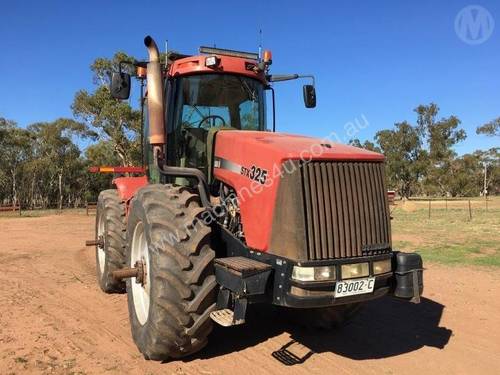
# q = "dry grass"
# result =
<box><xmin>391</xmin><ymin>197</ymin><xmax>500</xmax><ymax>267</ymax></box>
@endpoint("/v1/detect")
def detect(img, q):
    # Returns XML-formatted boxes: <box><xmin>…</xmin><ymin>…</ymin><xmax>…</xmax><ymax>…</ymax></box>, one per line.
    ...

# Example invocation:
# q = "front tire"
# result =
<box><xmin>126</xmin><ymin>184</ymin><xmax>216</xmax><ymax>360</ymax></box>
<box><xmin>95</xmin><ymin>189</ymin><xmax>126</xmax><ymax>293</ymax></box>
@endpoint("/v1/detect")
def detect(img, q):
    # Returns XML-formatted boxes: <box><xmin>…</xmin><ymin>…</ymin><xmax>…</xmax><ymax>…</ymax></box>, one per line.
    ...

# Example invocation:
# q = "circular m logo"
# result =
<box><xmin>455</xmin><ymin>5</ymin><xmax>495</xmax><ymax>45</ymax></box>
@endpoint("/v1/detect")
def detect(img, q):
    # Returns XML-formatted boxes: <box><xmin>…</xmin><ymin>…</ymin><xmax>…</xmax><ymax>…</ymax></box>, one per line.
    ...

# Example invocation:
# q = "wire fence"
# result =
<box><xmin>393</xmin><ymin>197</ymin><xmax>497</xmax><ymax>221</ymax></box>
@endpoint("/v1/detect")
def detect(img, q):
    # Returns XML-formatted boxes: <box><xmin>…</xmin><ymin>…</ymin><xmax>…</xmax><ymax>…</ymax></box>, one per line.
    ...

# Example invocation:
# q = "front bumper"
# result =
<box><xmin>268</xmin><ymin>253</ymin><xmax>392</xmax><ymax>308</ymax></box>
<box><xmin>264</xmin><ymin>252</ymin><xmax>423</xmax><ymax>308</ymax></box>
<box><xmin>219</xmin><ymin>228</ymin><xmax>424</xmax><ymax>309</ymax></box>
<box><xmin>286</xmin><ymin>273</ymin><xmax>392</xmax><ymax>308</ymax></box>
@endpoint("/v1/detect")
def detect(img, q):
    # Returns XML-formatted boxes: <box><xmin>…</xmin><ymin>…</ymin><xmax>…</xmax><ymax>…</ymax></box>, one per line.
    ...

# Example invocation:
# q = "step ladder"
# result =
<box><xmin>210</xmin><ymin>256</ymin><xmax>272</xmax><ymax>327</ymax></box>
<box><xmin>210</xmin><ymin>309</ymin><xmax>245</xmax><ymax>327</ymax></box>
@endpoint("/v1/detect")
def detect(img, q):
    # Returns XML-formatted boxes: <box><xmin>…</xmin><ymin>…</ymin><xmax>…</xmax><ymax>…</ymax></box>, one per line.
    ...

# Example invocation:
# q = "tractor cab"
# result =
<box><xmin>112</xmin><ymin>44</ymin><xmax>316</xmax><ymax>183</ymax></box>
<box><xmin>166</xmin><ymin>71</ymin><xmax>266</xmax><ymax>177</ymax></box>
<box><xmin>162</xmin><ymin>48</ymin><xmax>270</xmax><ymax>182</ymax></box>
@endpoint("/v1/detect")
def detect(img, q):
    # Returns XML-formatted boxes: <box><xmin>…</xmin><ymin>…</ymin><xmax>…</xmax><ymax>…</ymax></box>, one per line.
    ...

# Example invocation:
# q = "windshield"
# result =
<box><xmin>173</xmin><ymin>74</ymin><xmax>265</xmax><ymax>131</ymax></box>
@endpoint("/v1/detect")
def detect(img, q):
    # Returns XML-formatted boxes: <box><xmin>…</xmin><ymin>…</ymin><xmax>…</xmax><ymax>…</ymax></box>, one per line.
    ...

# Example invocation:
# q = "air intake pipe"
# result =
<box><xmin>144</xmin><ymin>36</ymin><xmax>165</xmax><ymax>149</ymax></box>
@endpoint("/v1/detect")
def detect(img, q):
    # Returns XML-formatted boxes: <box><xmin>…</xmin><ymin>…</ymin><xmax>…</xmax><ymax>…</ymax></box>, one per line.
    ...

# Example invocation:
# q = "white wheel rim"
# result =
<box><xmin>131</xmin><ymin>221</ymin><xmax>150</xmax><ymax>325</ymax></box>
<box><xmin>97</xmin><ymin>212</ymin><xmax>105</xmax><ymax>275</ymax></box>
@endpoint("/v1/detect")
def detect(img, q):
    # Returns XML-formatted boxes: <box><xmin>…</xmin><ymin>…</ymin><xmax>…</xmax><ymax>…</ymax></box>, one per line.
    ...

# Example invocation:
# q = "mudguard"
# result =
<box><xmin>112</xmin><ymin>176</ymin><xmax>148</xmax><ymax>202</ymax></box>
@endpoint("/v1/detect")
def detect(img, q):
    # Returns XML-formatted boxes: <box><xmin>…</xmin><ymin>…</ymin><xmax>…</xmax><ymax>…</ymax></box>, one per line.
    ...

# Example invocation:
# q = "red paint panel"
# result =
<box><xmin>213</xmin><ymin>131</ymin><xmax>384</xmax><ymax>252</ymax></box>
<box><xmin>112</xmin><ymin>176</ymin><xmax>148</xmax><ymax>202</ymax></box>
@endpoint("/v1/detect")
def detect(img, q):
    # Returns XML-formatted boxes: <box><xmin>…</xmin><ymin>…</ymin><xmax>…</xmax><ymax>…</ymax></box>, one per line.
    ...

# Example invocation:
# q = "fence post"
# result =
<box><xmin>428</xmin><ymin>199</ymin><xmax>431</xmax><ymax>219</ymax></box>
<box><xmin>445</xmin><ymin>198</ymin><xmax>448</xmax><ymax>211</ymax></box>
<box><xmin>468</xmin><ymin>200</ymin><xmax>472</xmax><ymax>221</ymax></box>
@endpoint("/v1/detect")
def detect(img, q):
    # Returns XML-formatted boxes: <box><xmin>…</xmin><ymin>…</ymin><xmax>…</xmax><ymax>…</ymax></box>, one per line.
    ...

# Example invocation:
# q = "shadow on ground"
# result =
<box><xmin>188</xmin><ymin>296</ymin><xmax>452</xmax><ymax>365</ymax></box>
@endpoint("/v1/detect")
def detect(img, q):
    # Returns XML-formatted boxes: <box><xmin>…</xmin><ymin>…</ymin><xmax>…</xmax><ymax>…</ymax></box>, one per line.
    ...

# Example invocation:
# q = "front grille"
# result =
<box><xmin>301</xmin><ymin>161</ymin><xmax>391</xmax><ymax>260</ymax></box>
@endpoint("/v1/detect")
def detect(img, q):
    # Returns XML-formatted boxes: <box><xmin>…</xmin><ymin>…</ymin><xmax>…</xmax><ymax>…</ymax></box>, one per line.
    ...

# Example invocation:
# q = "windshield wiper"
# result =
<box><xmin>238</xmin><ymin>77</ymin><xmax>256</xmax><ymax>101</ymax></box>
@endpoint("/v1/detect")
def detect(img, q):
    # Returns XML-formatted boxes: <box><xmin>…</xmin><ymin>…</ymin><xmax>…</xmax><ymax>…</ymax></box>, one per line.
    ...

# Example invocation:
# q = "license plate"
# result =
<box><xmin>335</xmin><ymin>277</ymin><xmax>375</xmax><ymax>298</ymax></box>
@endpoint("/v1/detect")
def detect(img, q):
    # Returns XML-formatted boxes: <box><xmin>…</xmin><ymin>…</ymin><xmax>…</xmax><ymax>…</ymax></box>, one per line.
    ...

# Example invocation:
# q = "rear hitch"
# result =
<box><xmin>112</xmin><ymin>261</ymin><xmax>146</xmax><ymax>286</ymax></box>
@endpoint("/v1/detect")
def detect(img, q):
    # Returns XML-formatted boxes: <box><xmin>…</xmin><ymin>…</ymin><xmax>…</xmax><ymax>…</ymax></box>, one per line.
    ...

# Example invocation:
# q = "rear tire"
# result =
<box><xmin>286</xmin><ymin>303</ymin><xmax>362</xmax><ymax>329</ymax></box>
<box><xmin>95</xmin><ymin>189</ymin><xmax>126</xmax><ymax>293</ymax></box>
<box><xmin>126</xmin><ymin>184</ymin><xmax>216</xmax><ymax>360</ymax></box>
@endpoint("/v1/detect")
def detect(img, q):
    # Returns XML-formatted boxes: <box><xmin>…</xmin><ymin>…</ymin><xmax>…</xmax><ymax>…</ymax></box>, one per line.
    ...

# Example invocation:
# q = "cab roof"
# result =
<box><xmin>168</xmin><ymin>54</ymin><xmax>267</xmax><ymax>83</ymax></box>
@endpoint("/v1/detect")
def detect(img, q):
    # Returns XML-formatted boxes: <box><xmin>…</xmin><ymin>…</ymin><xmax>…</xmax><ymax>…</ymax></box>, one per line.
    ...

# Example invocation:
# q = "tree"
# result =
<box><xmin>415</xmin><ymin>103</ymin><xmax>466</xmax><ymax>162</ymax></box>
<box><xmin>357</xmin><ymin>103</ymin><xmax>467</xmax><ymax>197</ymax></box>
<box><xmin>476</xmin><ymin>117</ymin><xmax>500</xmax><ymax>137</ymax></box>
<box><xmin>374</xmin><ymin>121</ymin><xmax>428</xmax><ymax>197</ymax></box>
<box><xmin>475</xmin><ymin>147</ymin><xmax>500</xmax><ymax>195</ymax></box>
<box><xmin>72</xmin><ymin>52</ymin><xmax>141</xmax><ymax>166</ymax></box>
<box><xmin>1</xmin><ymin>117</ymin><xmax>112</xmax><ymax>209</ymax></box>
<box><xmin>413</xmin><ymin>103</ymin><xmax>467</xmax><ymax>195</ymax></box>
<box><xmin>27</xmin><ymin>119</ymin><xmax>86</xmax><ymax>209</ymax></box>
<box><xmin>0</xmin><ymin>117</ymin><xmax>32</xmax><ymax>205</ymax></box>
<box><xmin>444</xmin><ymin>154</ymin><xmax>483</xmax><ymax>197</ymax></box>
<box><xmin>348</xmin><ymin>139</ymin><xmax>381</xmax><ymax>153</ymax></box>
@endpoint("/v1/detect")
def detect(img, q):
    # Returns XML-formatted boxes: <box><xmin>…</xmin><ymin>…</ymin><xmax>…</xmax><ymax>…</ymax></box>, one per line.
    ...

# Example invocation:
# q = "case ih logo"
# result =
<box><xmin>455</xmin><ymin>5</ymin><xmax>495</xmax><ymax>45</ymax></box>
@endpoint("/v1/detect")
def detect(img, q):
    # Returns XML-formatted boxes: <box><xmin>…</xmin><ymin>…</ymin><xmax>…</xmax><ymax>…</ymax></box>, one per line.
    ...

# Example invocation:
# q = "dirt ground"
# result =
<box><xmin>1</xmin><ymin>212</ymin><xmax>500</xmax><ymax>374</ymax></box>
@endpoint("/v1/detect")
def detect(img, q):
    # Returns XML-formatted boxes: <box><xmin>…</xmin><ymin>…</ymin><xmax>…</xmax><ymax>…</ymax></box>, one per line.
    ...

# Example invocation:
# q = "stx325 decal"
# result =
<box><xmin>214</xmin><ymin>157</ymin><xmax>268</xmax><ymax>185</ymax></box>
<box><xmin>240</xmin><ymin>165</ymin><xmax>268</xmax><ymax>185</ymax></box>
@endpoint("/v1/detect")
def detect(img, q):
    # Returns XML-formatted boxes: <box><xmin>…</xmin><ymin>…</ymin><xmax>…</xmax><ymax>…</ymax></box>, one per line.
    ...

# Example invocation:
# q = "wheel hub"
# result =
<box><xmin>133</xmin><ymin>260</ymin><xmax>146</xmax><ymax>286</ymax></box>
<box><xmin>130</xmin><ymin>222</ymin><xmax>151</xmax><ymax>325</ymax></box>
<box><xmin>97</xmin><ymin>214</ymin><xmax>106</xmax><ymax>275</ymax></box>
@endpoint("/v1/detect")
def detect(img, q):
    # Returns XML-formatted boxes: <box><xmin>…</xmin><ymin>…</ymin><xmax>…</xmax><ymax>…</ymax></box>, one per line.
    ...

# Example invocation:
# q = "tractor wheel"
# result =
<box><xmin>95</xmin><ymin>189</ymin><xmax>127</xmax><ymax>293</ymax></box>
<box><xmin>125</xmin><ymin>184</ymin><xmax>216</xmax><ymax>360</ymax></box>
<box><xmin>287</xmin><ymin>303</ymin><xmax>362</xmax><ymax>330</ymax></box>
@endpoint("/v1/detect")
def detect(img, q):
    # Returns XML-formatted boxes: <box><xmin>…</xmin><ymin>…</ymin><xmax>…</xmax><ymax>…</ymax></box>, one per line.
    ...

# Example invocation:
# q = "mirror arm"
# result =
<box><xmin>117</xmin><ymin>60</ymin><xmax>147</xmax><ymax>75</ymax></box>
<box><xmin>299</xmin><ymin>74</ymin><xmax>315</xmax><ymax>87</ymax></box>
<box><xmin>267</xmin><ymin>74</ymin><xmax>315</xmax><ymax>87</ymax></box>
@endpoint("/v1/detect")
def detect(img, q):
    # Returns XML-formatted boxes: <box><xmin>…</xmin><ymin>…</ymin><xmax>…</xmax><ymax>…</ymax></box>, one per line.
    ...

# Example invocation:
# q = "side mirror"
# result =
<box><xmin>110</xmin><ymin>72</ymin><xmax>131</xmax><ymax>100</ymax></box>
<box><xmin>303</xmin><ymin>84</ymin><xmax>316</xmax><ymax>108</ymax></box>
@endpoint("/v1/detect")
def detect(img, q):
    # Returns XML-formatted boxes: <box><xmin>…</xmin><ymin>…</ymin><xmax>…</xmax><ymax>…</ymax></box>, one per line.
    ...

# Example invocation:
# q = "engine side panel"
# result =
<box><xmin>213</xmin><ymin>130</ymin><xmax>384</xmax><ymax>252</ymax></box>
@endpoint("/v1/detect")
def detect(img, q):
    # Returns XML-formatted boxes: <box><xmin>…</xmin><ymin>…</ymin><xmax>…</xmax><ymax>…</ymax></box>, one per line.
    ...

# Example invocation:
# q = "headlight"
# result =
<box><xmin>292</xmin><ymin>266</ymin><xmax>336</xmax><ymax>282</ymax></box>
<box><xmin>341</xmin><ymin>263</ymin><xmax>369</xmax><ymax>279</ymax></box>
<box><xmin>373</xmin><ymin>259</ymin><xmax>391</xmax><ymax>275</ymax></box>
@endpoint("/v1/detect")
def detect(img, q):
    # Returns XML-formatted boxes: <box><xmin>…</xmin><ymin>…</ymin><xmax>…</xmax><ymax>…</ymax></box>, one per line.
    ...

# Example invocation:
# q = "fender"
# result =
<box><xmin>112</xmin><ymin>176</ymin><xmax>148</xmax><ymax>203</ymax></box>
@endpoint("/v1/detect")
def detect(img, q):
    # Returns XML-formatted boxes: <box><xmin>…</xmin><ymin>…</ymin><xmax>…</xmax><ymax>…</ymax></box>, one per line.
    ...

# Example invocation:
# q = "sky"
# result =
<box><xmin>0</xmin><ymin>0</ymin><xmax>498</xmax><ymax>155</ymax></box>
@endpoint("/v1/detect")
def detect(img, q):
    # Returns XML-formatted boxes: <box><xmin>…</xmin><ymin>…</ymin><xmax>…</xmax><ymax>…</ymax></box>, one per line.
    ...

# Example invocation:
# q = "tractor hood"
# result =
<box><xmin>213</xmin><ymin>130</ymin><xmax>386</xmax><ymax>252</ymax></box>
<box><xmin>214</xmin><ymin>131</ymin><xmax>384</xmax><ymax>162</ymax></box>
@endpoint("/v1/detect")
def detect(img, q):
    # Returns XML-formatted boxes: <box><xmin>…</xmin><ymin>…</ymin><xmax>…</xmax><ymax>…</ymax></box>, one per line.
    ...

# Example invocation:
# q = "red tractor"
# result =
<box><xmin>88</xmin><ymin>36</ymin><xmax>423</xmax><ymax>360</ymax></box>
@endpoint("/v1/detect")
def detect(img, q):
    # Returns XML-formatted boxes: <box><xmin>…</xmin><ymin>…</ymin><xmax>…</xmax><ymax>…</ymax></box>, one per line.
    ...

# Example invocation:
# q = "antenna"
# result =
<box><xmin>258</xmin><ymin>29</ymin><xmax>263</xmax><ymax>61</ymax></box>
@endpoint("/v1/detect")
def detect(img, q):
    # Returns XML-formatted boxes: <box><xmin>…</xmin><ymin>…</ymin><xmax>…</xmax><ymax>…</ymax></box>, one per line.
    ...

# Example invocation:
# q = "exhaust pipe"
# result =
<box><xmin>144</xmin><ymin>36</ymin><xmax>165</xmax><ymax>147</ymax></box>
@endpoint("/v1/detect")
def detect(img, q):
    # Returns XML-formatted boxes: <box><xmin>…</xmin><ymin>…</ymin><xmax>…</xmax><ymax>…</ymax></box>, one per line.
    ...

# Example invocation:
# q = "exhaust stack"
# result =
<box><xmin>144</xmin><ymin>35</ymin><xmax>165</xmax><ymax>147</ymax></box>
